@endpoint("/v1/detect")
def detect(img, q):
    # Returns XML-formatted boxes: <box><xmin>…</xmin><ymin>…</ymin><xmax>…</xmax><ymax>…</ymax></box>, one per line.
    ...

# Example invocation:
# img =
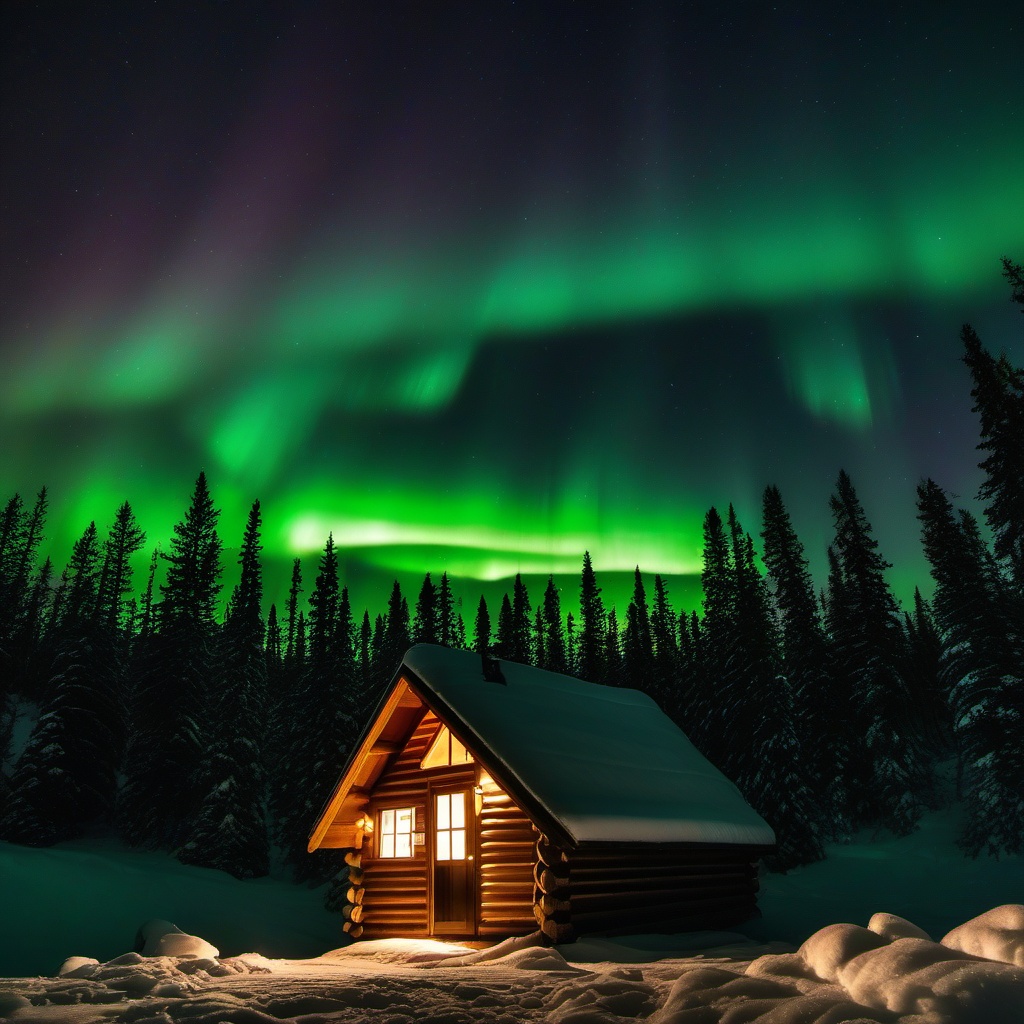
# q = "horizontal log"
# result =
<box><xmin>342</xmin><ymin>922</ymin><xmax>363</xmax><ymax>939</ymax></box>
<box><xmin>480</xmin><ymin>906</ymin><xmax>537</xmax><ymax>922</ymax></box>
<box><xmin>479</xmin><ymin>921</ymin><xmax>538</xmax><ymax>936</ymax></box>
<box><xmin>569</xmin><ymin>893</ymin><xmax>756</xmax><ymax>932</ymax></box>
<box><xmin>346</xmin><ymin>886</ymin><xmax>365</xmax><ymax>905</ymax></box>
<box><xmin>344</xmin><ymin>851</ymin><xmax>362</xmax><ymax>868</ymax></box>
<box><xmin>370</xmin><ymin>739</ymin><xmax>403</xmax><ymax>754</ymax></box>
<box><xmin>478</xmin><ymin>861</ymin><xmax>535</xmax><ymax>877</ymax></box>
<box><xmin>568</xmin><ymin>862</ymin><xmax>753</xmax><ymax>882</ymax></box>
<box><xmin>569</xmin><ymin>883</ymin><xmax>753</xmax><ymax>916</ymax></box>
<box><xmin>342</xmin><ymin>904</ymin><xmax>364</xmax><ymax>924</ymax></box>
<box><xmin>480</xmin><ymin>842</ymin><xmax>537</xmax><ymax>857</ymax></box>
<box><xmin>364</xmin><ymin>879</ymin><xmax>427</xmax><ymax>893</ymax></box>
<box><xmin>567</xmin><ymin>871</ymin><xmax>752</xmax><ymax>897</ymax></box>
<box><xmin>363</xmin><ymin>864</ymin><xmax>426</xmax><ymax>879</ymax></box>
<box><xmin>483</xmin><ymin>884</ymin><xmax>534</xmax><ymax>899</ymax></box>
<box><xmin>570</xmin><ymin>848</ymin><xmax>759</xmax><ymax>868</ymax></box>
<box><xmin>480</xmin><ymin>829</ymin><xmax>539</xmax><ymax>844</ymax></box>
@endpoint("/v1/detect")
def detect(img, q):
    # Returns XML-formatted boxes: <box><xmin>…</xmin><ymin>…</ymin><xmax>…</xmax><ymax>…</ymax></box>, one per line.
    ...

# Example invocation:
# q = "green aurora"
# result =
<box><xmin>2</xmin><ymin>4</ymin><xmax>1022</xmax><ymax>617</ymax></box>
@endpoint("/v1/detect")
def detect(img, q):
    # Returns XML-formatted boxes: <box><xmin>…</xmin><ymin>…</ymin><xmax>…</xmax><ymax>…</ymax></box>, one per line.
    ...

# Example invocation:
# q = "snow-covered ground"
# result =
<box><xmin>1</xmin><ymin>802</ymin><xmax>1022</xmax><ymax>1023</ymax></box>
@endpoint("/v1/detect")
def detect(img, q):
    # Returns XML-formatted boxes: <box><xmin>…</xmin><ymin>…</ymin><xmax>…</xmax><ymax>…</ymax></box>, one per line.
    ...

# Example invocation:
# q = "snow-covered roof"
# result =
<box><xmin>402</xmin><ymin>644</ymin><xmax>775</xmax><ymax>848</ymax></box>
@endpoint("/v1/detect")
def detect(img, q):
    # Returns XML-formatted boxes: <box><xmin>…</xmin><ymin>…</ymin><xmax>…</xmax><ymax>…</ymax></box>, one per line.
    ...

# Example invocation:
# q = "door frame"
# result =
<box><xmin>428</xmin><ymin>779</ymin><xmax>478</xmax><ymax>937</ymax></box>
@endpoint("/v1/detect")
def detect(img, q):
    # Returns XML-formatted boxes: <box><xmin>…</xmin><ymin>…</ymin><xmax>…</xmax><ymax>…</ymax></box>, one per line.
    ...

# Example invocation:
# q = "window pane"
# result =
<box><xmin>396</xmin><ymin>808</ymin><xmax>413</xmax><ymax>834</ymax></box>
<box><xmin>451</xmin><ymin>829</ymin><xmax>466</xmax><ymax>860</ymax></box>
<box><xmin>395</xmin><ymin>832</ymin><xmax>412</xmax><ymax>858</ymax></box>
<box><xmin>437</xmin><ymin>830</ymin><xmax>450</xmax><ymax>861</ymax></box>
<box><xmin>436</xmin><ymin>794</ymin><xmax>450</xmax><ymax>831</ymax></box>
<box><xmin>381</xmin><ymin>809</ymin><xmax>394</xmax><ymax>835</ymax></box>
<box><xmin>450</xmin><ymin>792</ymin><xmax>465</xmax><ymax>829</ymax></box>
<box><xmin>381</xmin><ymin>835</ymin><xmax>395</xmax><ymax>858</ymax></box>
<box><xmin>451</xmin><ymin>734</ymin><xmax>467</xmax><ymax>763</ymax></box>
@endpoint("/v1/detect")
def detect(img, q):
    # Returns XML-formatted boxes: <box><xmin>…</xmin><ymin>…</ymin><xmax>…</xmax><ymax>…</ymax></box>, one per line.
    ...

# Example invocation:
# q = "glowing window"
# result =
<box><xmin>421</xmin><ymin>725</ymin><xmax>474</xmax><ymax>769</ymax></box>
<box><xmin>378</xmin><ymin>806</ymin><xmax>415</xmax><ymax>858</ymax></box>
<box><xmin>435</xmin><ymin>792</ymin><xmax>467</xmax><ymax>861</ymax></box>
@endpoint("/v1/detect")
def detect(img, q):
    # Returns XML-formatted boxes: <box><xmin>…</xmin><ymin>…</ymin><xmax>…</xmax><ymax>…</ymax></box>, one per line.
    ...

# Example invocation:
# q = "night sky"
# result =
<box><xmin>2</xmin><ymin>3</ymin><xmax>1022</xmax><ymax>616</ymax></box>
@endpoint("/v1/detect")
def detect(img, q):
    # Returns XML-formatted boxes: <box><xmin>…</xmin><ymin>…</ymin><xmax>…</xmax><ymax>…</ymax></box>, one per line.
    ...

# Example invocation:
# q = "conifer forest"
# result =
<box><xmin>1</xmin><ymin>260</ymin><xmax>1021</xmax><ymax>896</ymax></box>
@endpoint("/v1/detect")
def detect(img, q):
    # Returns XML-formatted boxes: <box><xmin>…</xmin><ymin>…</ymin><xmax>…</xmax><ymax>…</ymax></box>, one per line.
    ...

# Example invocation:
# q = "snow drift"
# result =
<box><xmin>1</xmin><ymin>906</ymin><xmax>1022</xmax><ymax>1023</ymax></box>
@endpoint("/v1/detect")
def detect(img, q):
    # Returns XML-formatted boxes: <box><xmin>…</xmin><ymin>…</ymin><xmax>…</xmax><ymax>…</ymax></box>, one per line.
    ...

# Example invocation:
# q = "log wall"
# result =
<box><xmin>533</xmin><ymin>840</ymin><xmax>762</xmax><ymax>939</ymax></box>
<box><xmin>477</xmin><ymin>772</ymin><xmax>538</xmax><ymax>938</ymax></box>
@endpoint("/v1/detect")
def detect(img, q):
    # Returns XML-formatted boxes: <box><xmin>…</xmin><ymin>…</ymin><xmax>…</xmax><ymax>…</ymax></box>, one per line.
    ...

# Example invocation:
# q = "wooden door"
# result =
<box><xmin>430</xmin><ymin>786</ymin><xmax>475</xmax><ymax>935</ymax></box>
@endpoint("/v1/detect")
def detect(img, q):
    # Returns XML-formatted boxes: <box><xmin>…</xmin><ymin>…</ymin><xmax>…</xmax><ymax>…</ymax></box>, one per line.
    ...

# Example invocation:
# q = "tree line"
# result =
<box><xmin>0</xmin><ymin>259</ymin><xmax>1020</xmax><ymax>883</ymax></box>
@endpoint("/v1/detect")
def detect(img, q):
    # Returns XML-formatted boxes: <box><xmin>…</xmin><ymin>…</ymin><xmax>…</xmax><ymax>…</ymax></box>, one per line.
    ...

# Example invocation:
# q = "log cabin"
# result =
<box><xmin>308</xmin><ymin>644</ymin><xmax>775</xmax><ymax>943</ymax></box>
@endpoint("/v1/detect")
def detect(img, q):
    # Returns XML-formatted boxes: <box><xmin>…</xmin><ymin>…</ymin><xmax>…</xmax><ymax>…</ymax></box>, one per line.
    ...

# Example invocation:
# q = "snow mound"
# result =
<box><xmin>135</xmin><ymin>918</ymin><xmax>220</xmax><ymax>958</ymax></box>
<box><xmin>941</xmin><ymin>904</ymin><xmax>1024</xmax><ymax>967</ymax></box>
<box><xmin>868</xmin><ymin>912</ymin><xmax>932</xmax><ymax>942</ymax></box>
<box><xmin>3</xmin><ymin>906</ymin><xmax>1023</xmax><ymax>1023</ymax></box>
<box><xmin>744</xmin><ymin>906</ymin><xmax>1024</xmax><ymax>1024</ymax></box>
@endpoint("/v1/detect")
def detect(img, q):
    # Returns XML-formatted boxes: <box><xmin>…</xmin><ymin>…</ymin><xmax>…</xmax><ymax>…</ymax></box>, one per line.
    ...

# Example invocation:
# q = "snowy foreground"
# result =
<box><xmin>1</xmin><ymin>908</ymin><xmax>1023</xmax><ymax>1024</ymax></box>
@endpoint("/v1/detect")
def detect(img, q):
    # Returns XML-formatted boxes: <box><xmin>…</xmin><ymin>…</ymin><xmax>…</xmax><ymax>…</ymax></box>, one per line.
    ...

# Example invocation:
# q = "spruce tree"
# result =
<box><xmin>180</xmin><ymin>500</ymin><xmax>269</xmax><ymax>878</ymax></box>
<box><xmin>358</xmin><ymin>610</ymin><xmax>372</xmax><ymax>689</ymax></box>
<box><xmin>494</xmin><ymin>593</ymin><xmax>514</xmax><ymax>660</ymax></box>
<box><xmin>902</xmin><ymin>588</ymin><xmax>950</xmax><ymax>759</ymax></box>
<box><xmin>565</xmin><ymin>612</ymin><xmax>577</xmax><ymax>675</ymax></box>
<box><xmin>284</xmin><ymin>558</ymin><xmax>303</xmax><ymax>667</ymax></box>
<box><xmin>438</xmin><ymin>572</ymin><xmax>455</xmax><ymax>647</ymax></box>
<box><xmin>723</xmin><ymin>508</ymin><xmax>823</xmax><ymax>869</ymax></box>
<box><xmin>649</xmin><ymin>575</ymin><xmax>678</xmax><ymax>712</ymax></box>
<box><xmin>961</xmin><ymin>311</ymin><xmax>1024</xmax><ymax>593</ymax></box>
<box><xmin>540</xmin><ymin>576</ymin><xmax>567</xmax><ymax>674</ymax></box>
<box><xmin>577</xmin><ymin>552</ymin><xmax>606</xmax><ymax>682</ymax></box>
<box><xmin>119</xmin><ymin>472</ymin><xmax>222</xmax><ymax>849</ymax></box>
<box><xmin>473</xmin><ymin>595</ymin><xmax>491</xmax><ymax>655</ymax></box>
<box><xmin>622</xmin><ymin>567</ymin><xmax>654</xmax><ymax>694</ymax></box>
<box><xmin>379</xmin><ymin>580</ymin><xmax>410</xmax><ymax>677</ymax></box>
<box><xmin>827</xmin><ymin>470</ymin><xmax>926</xmax><ymax>835</ymax></box>
<box><xmin>413</xmin><ymin>573</ymin><xmax>438</xmax><ymax>644</ymax></box>
<box><xmin>96</xmin><ymin>503</ymin><xmax>146</xmax><ymax>632</ymax></box>
<box><xmin>533</xmin><ymin>606</ymin><xmax>545</xmax><ymax>669</ymax></box>
<box><xmin>510</xmin><ymin>573</ymin><xmax>532</xmax><ymax>664</ymax></box>
<box><xmin>916</xmin><ymin>479</ymin><xmax>1024</xmax><ymax>855</ymax></box>
<box><xmin>761</xmin><ymin>484</ymin><xmax>850</xmax><ymax>837</ymax></box>
<box><xmin>605</xmin><ymin>608</ymin><xmax>623</xmax><ymax>682</ymax></box>
<box><xmin>0</xmin><ymin>488</ymin><xmax>49</xmax><ymax>699</ymax></box>
<box><xmin>0</xmin><ymin>513</ymin><xmax>131</xmax><ymax>845</ymax></box>
<box><xmin>278</xmin><ymin>535</ymin><xmax>356</xmax><ymax>881</ymax></box>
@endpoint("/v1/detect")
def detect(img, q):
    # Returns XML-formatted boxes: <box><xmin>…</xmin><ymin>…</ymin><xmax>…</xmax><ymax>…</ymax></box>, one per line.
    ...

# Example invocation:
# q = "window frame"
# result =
<box><xmin>376</xmin><ymin>804</ymin><xmax>416</xmax><ymax>859</ymax></box>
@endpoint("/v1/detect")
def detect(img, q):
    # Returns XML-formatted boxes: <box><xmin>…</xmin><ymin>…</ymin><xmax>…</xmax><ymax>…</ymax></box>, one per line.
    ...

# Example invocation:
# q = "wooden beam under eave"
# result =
<box><xmin>307</xmin><ymin>678</ymin><xmax>415</xmax><ymax>852</ymax></box>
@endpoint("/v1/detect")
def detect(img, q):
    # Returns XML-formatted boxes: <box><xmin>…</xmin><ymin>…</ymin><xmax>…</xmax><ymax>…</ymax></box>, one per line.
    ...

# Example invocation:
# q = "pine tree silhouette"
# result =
<box><xmin>827</xmin><ymin>470</ymin><xmax>926</xmax><ymax>835</ymax></box>
<box><xmin>119</xmin><ymin>472</ymin><xmax>221</xmax><ymax>849</ymax></box>
<box><xmin>539</xmin><ymin>577</ymin><xmax>566</xmax><ymax>673</ymax></box>
<box><xmin>438</xmin><ymin>572</ymin><xmax>455</xmax><ymax>647</ymax></box>
<box><xmin>179</xmin><ymin>500</ymin><xmax>269</xmax><ymax>878</ymax></box>
<box><xmin>761</xmin><ymin>484</ymin><xmax>850</xmax><ymax>838</ymax></box>
<box><xmin>510</xmin><ymin>573</ymin><xmax>532</xmax><ymax>665</ymax></box>
<box><xmin>413</xmin><ymin>573</ymin><xmax>439</xmax><ymax>644</ymax></box>
<box><xmin>473</xmin><ymin>595</ymin><xmax>491</xmax><ymax>655</ymax></box>
<box><xmin>577</xmin><ymin>552</ymin><xmax>606</xmax><ymax>682</ymax></box>
<box><xmin>917</xmin><ymin>479</ymin><xmax>1024</xmax><ymax>856</ymax></box>
<box><xmin>623</xmin><ymin>567</ymin><xmax>654</xmax><ymax>694</ymax></box>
